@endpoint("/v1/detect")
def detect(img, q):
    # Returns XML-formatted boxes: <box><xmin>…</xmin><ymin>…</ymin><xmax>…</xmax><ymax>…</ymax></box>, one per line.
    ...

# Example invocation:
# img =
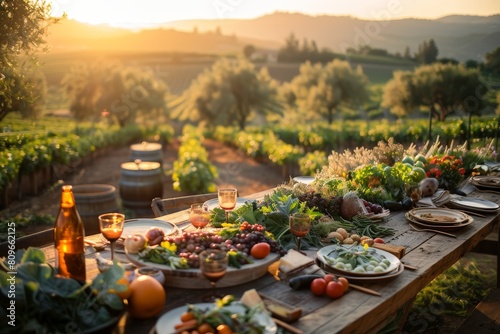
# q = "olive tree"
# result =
<box><xmin>286</xmin><ymin>59</ymin><xmax>370</xmax><ymax>124</ymax></box>
<box><xmin>382</xmin><ymin>63</ymin><xmax>486</xmax><ymax>121</ymax></box>
<box><xmin>0</xmin><ymin>0</ymin><xmax>56</xmax><ymax>121</ymax></box>
<box><xmin>63</xmin><ymin>61</ymin><xmax>169</xmax><ymax>127</ymax></box>
<box><xmin>171</xmin><ymin>57</ymin><xmax>280</xmax><ymax>130</ymax></box>
<box><xmin>382</xmin><ymin>63</ymin><xmax>487</xmax><ymax>143</ymax></box>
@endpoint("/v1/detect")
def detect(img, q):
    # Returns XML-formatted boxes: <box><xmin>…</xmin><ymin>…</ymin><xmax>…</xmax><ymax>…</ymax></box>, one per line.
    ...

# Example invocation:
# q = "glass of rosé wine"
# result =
<box><xmin>189</xmin><ymin>203</ymin><xmax>210</xmax><ymax>229</ymax></box>
<box><xmin>289</xmin><ymin>213</ymin><xmax>311</xmax><ymax>255</ymax></box>
<box><xmin>98</xmin><ymin>213</ymin><xmax>125</xmax><ymax>260</ymax></box>
<box><xmin>199</xmin><ymin>249</ymin><xmax>228</xmax><ymax>301</ymax></box>
<box><xmin>218</xmin><ymin>188</ymin><xmax>237</xmax><ymax>223</ymax></box>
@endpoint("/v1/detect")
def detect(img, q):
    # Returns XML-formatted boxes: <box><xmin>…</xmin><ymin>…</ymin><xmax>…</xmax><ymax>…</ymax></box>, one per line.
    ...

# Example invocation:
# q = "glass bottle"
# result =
<box><xmin>54</xmin><ymin>185</ymin><xmax>86</xmax><ymax>282</ymax></box>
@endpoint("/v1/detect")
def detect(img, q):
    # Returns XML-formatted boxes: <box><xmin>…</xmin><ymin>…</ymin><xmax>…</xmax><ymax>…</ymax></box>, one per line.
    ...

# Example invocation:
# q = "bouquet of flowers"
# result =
<box><xmin>425</xmin><ymin>155</ymin><xmax>466</xmax><ymax>192</ymax></box>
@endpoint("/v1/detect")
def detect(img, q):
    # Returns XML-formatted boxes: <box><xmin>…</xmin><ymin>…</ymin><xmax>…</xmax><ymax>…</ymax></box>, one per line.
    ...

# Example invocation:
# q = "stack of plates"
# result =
<box><xmin>405</xmin><ymin>207</ymin><xmax>473</xmax><ymax>231</ymax></box>
<box><xmin>448</xmin><ymin>196</ymin><xmax>499</xmax><ymax>214</ymax></box>
<box><xmin>315</xmin><ymin>245</ymin><xmax>404</xmax><ymax>282</ymax></box>
<box><xmin>470</xmin><ymin>175</ymin><xmax>500</xmax><ymax>191</ymax></box>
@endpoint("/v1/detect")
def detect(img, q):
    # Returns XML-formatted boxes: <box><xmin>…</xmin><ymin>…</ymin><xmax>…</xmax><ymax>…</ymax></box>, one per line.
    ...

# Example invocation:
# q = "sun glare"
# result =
<box><xmin>47</xmin><ymin>0</ymin><xmax>500</xmax><ymax>30</ymax></box>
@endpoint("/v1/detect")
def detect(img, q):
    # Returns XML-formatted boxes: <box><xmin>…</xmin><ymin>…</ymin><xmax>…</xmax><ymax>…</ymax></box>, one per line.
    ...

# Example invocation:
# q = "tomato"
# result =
<box><xmin>326</xmin><ymin>281</ymin><xmax>344</xmax><ymax>299</ymax></box>
<box><xmin>373</xmin><ymin>238</ymin><xmax>385</xmax><ymax>244</ymax></box>
<box><xmin>216</xmin><ymin>324</ymin><xmax>234</xmax><ymax>334</ymax></box>
<box><xmin>323</xmin><ymin>274</ymin><xmax>336</xmax><ymax>283</ymax></box>
<box><xmin>250</xmin><ymin>242</ymin><xmax>271</xmax><ymax>259</ymax></box>
<box><xmin>337</xmin><ymin>277</ymin><xmax>349</xmax><ymax>292</ymax></box>
<box><xmin>310</xmin><ymin>278</ymin><xmax>327</xmax><ymax>296</ymax></box>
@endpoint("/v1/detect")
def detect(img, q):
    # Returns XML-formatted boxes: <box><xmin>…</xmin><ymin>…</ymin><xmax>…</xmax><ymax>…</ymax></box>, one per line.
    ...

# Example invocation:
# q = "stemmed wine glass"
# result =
<box><xmin>289</xmin><ymin>213</ymin><xmax>311</xmax><ymax>255</ymax></box>
<box><xmin>189</xmin><ymin>203</ymin><xmax>210</xmax><ymax>229</ymax></box>
<box><xmin>199</xmin><ymin>249</ymin><xmax>228</xmax><ymax>302</ymax></box>
<box><xmin>98</xmin><ymin>213</ymin><xmax>125</xmax><ymax>261</ymax></box>
<box><xmin>218</xmin><ymin>188</ymin><xmax>237</xmax><ymax>223</ymax></box>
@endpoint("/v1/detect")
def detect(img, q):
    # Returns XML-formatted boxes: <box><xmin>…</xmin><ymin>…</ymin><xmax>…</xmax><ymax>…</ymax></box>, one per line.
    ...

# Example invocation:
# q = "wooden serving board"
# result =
<box><xmin>126</xmin><ymin>251</ymin><xmax>280</xmax><ymax>289</ymax></box>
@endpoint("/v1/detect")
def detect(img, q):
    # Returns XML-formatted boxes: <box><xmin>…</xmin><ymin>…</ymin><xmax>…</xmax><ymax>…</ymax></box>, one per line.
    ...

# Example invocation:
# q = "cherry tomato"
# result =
<box><xmin>250</xmin><ymin>242</ymin><xmax>271</xmax><ymax>259</ymax></box>
<box><xmin>337</xmin><ymin>277</ymin><xmax>349</xmax><ymax>292</ymax></box>
<box><xmin>373</xmin><ymin>238</ymin><xmax>385</xmax><ymax>244</ymax></box>
<box><xmin>310</xmin><ymin>278</ymin><xmax>327</xmax><ymax>296</ymax></box>
<box><xmin>326</xmin><ymin>281</ymin><xmax>344</xmax><ymax>299</ymax></box>
<box><xmin>323</xmin><ymin>274</ymin><xmax>336</xmax><ymax>283</ymax></box>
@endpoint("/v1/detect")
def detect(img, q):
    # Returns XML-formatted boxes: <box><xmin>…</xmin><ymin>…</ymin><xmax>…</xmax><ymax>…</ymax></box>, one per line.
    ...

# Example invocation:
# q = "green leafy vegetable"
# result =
<box><xmin>0</xmin><ymin>248</ymin><xmax>126</xmax><ymax>334</ymax></box>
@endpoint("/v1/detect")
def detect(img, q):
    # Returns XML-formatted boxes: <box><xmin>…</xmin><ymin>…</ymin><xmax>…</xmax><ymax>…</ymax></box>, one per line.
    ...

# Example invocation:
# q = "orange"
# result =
<box><xmin>109</xmin><ymin>277</ymin><xmax>132</xmax><ymax>300</ymax></box>
<box><xmin>128</xmin><ymin>275</ymin><xmax>166</xmax><ymax>319</ymax></box>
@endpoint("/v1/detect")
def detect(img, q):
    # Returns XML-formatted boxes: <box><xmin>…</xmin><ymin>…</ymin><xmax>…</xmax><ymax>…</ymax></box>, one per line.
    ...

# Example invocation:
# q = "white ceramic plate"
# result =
<box><xmin>122</xmin><ymin>219</ymin><xmax>177</xmax><ymax>238</ymax></box>
<box><xmin>203</xmin><ymin>197</ymin><xmax>253</xmax><ymax>211</ymax></box>
<box><xmin>317</xmin><ymin>259</ymin><xmax>405</xmax><ymax>282</ymax></box>
<box><xmin>471</xmin><ymin>175</ymin><xmax>500</xmax><ymax>187</ymax></box>
<box><xmin>293</xmin><ymin>176</ymin><xmax>315</xmax><ymax>185</ymax></box>
<box><xmin>316</xmin><ymin>244</ymin><xmax>401</xmax><ymax>277</ymax></box>
<box><xmin>408</xmin><ymin>208</ymin><xmax>468</xmax><ymax>225</ymax></box>
<box><xmin>155</xmin><ymin>302</ymin><xmax>277</xmax><ymax>334</ymax></box>
<box><xmin>405</xmin><ymin>212</ymin><xmax>473</xmax><ymax>231</ymax></box>
<box><xmin>449</xmin><ymin>197</ymin><xmax>499</xmax><ymax>211</ymax></box>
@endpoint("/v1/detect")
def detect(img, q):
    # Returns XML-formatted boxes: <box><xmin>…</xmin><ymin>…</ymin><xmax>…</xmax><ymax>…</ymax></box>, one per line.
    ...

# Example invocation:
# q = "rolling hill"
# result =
<box><xmin>45</xmin><ymin>12</ymin><xmax>500</xmax><ymax>62</ymax></box>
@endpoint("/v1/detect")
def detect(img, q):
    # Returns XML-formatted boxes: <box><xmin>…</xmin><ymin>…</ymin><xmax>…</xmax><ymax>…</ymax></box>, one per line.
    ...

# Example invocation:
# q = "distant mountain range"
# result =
<box><xmin>46</xmin><ymin>12</ymin><xmax>500</xmax><ymax>62</ymax></box>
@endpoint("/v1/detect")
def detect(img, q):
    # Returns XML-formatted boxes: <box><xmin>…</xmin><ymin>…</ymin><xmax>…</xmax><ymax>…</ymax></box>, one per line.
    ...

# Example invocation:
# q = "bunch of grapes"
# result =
<box><xmin>298</xmin><ymin>191</ymin><xmax>343</xmax><ymax>217</ymax></box>
<box><xmin>229</xmin><ymin>222</ymin><xmax>286</xmax><ymax>256</ymax></box>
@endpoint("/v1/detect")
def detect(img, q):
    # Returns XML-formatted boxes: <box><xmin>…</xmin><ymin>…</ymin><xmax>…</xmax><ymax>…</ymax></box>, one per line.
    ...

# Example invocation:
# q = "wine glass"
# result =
<box><xmin>289</xmin><ymin>213</ymin><xmax>311</xmax><ymax>255</ymax></box>
<box><xmin>199</xmin><ymin>249</ymin><xmax>228</xmax><ymax>301</ymax></box>
<box><xmin>189</xmin><ymin>203</ymin><xmax>210</xmax><ymax>229</ymax></box>
<box><xmin>218</xmin><ymin>188</ymin><xmax>237</xmax><ymax>223</ymax></box>
<box><xmin>98</xmin><ymin>213</ymin><xmax>125</xmax><ymax>261</ymax></box>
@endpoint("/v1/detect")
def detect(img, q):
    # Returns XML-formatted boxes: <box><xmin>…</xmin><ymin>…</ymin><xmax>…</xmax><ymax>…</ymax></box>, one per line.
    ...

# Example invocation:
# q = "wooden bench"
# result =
<box><xmin>454</xmin><ymin>288</ymin><xmax>500</xmax><ymax>333</ymax></box>
<box><xmin>150</xmin><ymin>193</ymin><xmax>218</xmax><ymax>217</ymax></box>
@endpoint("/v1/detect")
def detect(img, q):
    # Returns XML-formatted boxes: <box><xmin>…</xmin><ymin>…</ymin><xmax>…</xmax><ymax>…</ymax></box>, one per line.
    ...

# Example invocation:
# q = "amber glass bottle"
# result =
<box><xmin>54</xmin><ymin>185</ymin><xmax>86</xmax><ymax>282</ymax></box>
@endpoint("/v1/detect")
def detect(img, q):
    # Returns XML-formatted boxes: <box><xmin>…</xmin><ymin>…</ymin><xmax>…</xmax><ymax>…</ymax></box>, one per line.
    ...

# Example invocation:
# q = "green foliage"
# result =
<box><xmin>0</xmin><ymin>113</ymin><xmax>174</xmax><ymax>191</ymax></box>
<box><xmin>404</xmin><ymin>258</ymin><xmax>496</xmax><ymax>332</ymax></box>
<box><xmin>286</xmin><ymin>59</ymin><xmax>370</xmax><ymax>124</ymax></box>
<box><xmin>382</xmin><ymin>63</ymin><xmax>487</xmax><ymax>121</ymax></box>
<box><xmin>415</xmin><ymin>39</ymin><xmax>439</xmax><ymax>65</ymax></box>
<box><xmin>484</xmin><ymin>46</ymin><xmax>500</xmax><ymax>74</ymax></box>
<box><xmin>171</xmin><ymin>57</ymin><xmax>281</xmax><ymax>130</ymax></box>
<box><xmin>171</xmin><ymin>126</ymin><xmax>218</xmax><ymax>193</ymax></box>
<box><xmin>0</xmin><ymin>248</ymin><xmax>126</xmax><ymax>333</ymax></box>
<box><xmin>0</xmin><ymin>212</ymin><xmax>54</xmax><ymax>241</ymax></box>
<box><xmin>62</xmin><ymin>61</ymin><xmax>169</xmax><ymax>126</ymax></box>
<box><xmin>298</xmin><ymin>151</ymin><xmax>327</xmax><ymax>176</ymax></box>
<box><xmin>0</xmin><ymin>0</ymin><xmax>56</xmax><ymax>121</ymax></box>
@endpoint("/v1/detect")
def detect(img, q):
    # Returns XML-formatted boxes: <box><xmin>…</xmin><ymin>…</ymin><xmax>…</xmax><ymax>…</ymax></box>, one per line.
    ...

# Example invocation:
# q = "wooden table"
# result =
<box><xmin>39</xmin><ymin>188</ymin><xmax>499</xmax><ymax>334</ymax></box>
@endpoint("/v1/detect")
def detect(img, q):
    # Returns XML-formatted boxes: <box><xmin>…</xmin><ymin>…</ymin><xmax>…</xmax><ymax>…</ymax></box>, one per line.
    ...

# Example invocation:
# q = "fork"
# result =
<box><xmin>408</xmin><ymin>223</ymin><xmax>457</xmax><ymax>238</ymax></box>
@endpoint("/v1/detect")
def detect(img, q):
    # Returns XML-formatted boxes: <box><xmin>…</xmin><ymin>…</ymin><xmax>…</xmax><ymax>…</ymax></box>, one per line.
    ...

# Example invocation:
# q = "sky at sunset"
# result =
<box><xmin>49</xmin><ymin>0</ymin><xmax>500</xmax><ymax>29</ymax></box>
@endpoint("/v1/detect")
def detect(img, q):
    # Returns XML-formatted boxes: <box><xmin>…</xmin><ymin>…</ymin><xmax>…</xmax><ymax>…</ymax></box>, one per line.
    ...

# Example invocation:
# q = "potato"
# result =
<box><xmin>336</xmin><ymin>228</ymin><xmax>349</xmax><ymax>239</ymax></box>
<box><xmin>343</xmin><ymin>237</ymin><xmax>354</xmax><ymax>244</ymax></box>
<box><xmin>326</xmin><ymin>231</ymin><xmax>344</xmax><ymax>242</ymax></box>
<box><xmin>350</xmin><ymin>234</ymin><xmax>361</xmax><ymax>242</ymax></box>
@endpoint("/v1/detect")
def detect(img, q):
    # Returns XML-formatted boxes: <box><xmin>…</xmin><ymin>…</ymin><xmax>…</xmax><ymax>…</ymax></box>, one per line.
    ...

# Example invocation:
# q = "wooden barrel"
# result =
<box><xmin>130</xmin><ymin>142</ymin><xmax>163</xmax><ymax>165</ymax></box>
<box><xmin>119</xmin><ymin>161</ymin><xmax>163</xmax><ymax>213</ymax></box>
<box><xmin>72</xmin><ymin>184</ymin><xmax>120</xmax><ymax>235</ymax></box>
